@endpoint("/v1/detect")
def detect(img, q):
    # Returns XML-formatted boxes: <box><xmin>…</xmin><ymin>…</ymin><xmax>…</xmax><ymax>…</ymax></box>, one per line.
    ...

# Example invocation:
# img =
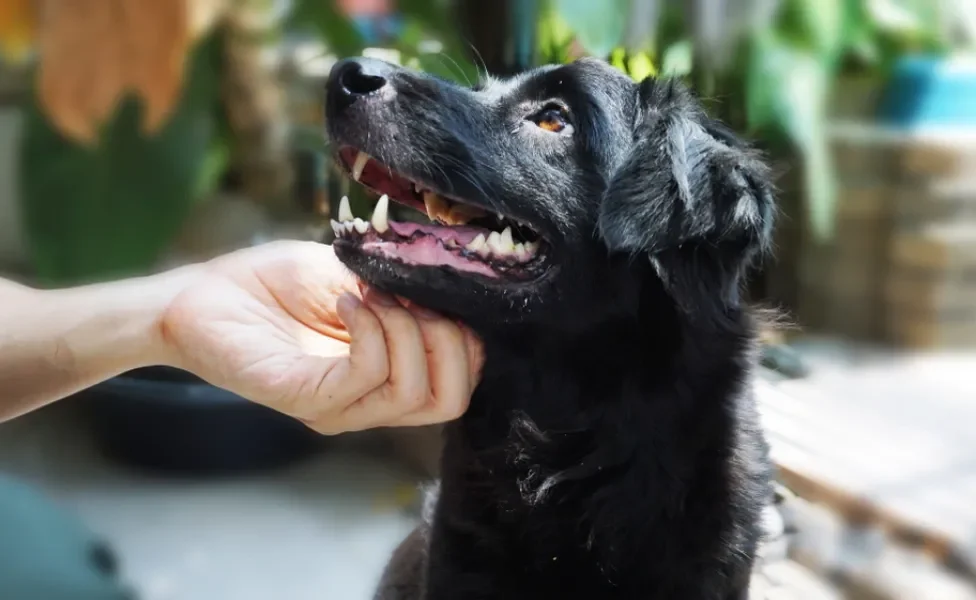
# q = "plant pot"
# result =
<box><xmin>878</xmin><ymin>55</ymin><xmax>976</xmax><ymax>129</ymax></box>
<box><xmin>85</xmin><ymin>366</ymin><xmax>326</xmax><ymax>476</ymax></box>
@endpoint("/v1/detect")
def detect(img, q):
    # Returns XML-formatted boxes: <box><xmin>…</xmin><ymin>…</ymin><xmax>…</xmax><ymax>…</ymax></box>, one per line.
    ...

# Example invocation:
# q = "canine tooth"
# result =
<box><xmin>423</xmin><ymin>190</ymin><xmax>448</xmax><ymax>222</ymax></box>
<box><xmin>371</xmin><ymin>194</ymin><xmax>390</xmax><ymax>233</ymax></box>
<box><xmin>499</xmin><ymin>226</ymin><xmax>514</xmax><ymax>249</ymax></box>
<box><xmin>414</xmin><ymin>182</ymin><xmax>423</xmax><ymax>193</ymax></box>
<box><xmin>466</xmin><ymin>233</ymin><xmax>486</xmax><ymax>251</ymax></box>
<box><xmin>447</xmin><ymin>204</ymin><xmax>484</xmax><ymax>225</ymax></box>
<box><xmin>352</xmin><ymin>151</ymin><xmax>369</xmax><ymax>182</ymax></box>
<box><xmin>525</xmin><ymin>241</ymin><xmax>539</xmax><ymax>254</ymax></box>
<box><xmin>330</xmin><ymin>219</ymin><xmax>342</xmax><ymax>237</ymax></box>
<box><xmin>353</xmin><ymin>218</ymin><xmax>369</xmax><ymax>234</ymax></box>
<box><xmin>338</xmin><ymin>196</ymin><xmax>353</xmax><ymax>222</ymax></box>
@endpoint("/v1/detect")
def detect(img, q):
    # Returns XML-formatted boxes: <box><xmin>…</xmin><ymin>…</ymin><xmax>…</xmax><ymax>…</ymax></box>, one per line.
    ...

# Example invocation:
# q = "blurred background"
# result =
<box><xmin>1</xmin><ymin>0</ymin><xmax>975</xmax><ymax>598</ymax></box>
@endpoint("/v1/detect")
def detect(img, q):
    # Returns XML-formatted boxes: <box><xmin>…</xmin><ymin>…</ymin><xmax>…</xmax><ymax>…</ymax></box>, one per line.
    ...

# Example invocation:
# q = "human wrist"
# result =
<box><xmin>135</xmin><ymin>263</ymin><xmax>208</xmax><ymax>370</ymax></box>
<box><xmin>52</xmin><ymin>264</ymin><xmax>205</xmax><ymax>377</ymax></box>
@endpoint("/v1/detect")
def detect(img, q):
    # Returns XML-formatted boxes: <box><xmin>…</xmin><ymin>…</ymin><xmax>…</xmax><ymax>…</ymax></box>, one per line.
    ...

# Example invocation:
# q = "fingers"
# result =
<box><xmin>460</xmin><ymin>323</ymin><xmax>485</xmax><ymax>396</ymax></box>
<box><xmin>297</xmin><ymin>290</ymin><xmax>484</xmax><ymax>435</ymax></box>
<box><xmin>338</xmin><ymin>290</ymin><xmax>432</xmax><ymax>428</ymax></box>
<box><xmin>303</xmin><ymin>294</ymin><xmax>390</xmax><ymax>420</ymax></box>
<box><xmin>391</xmin><ymin>305</ymin><xmax>473</xmax><ymax>427</ymax></box>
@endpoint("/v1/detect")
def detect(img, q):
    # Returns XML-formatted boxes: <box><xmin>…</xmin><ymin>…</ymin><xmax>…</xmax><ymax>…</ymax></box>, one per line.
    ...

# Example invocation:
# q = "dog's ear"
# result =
<box><xmin>598</xmin><ymin>78</ymin><xmax>775</xmax><ymax>311</ymax></box>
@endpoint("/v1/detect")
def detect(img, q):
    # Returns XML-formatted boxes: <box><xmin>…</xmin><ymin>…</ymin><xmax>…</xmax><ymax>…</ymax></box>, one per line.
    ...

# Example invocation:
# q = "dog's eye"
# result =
<box><xmin>530</xmin><ymin>105</ymin><xmax>570</xmax><ymax>134</ymax></box>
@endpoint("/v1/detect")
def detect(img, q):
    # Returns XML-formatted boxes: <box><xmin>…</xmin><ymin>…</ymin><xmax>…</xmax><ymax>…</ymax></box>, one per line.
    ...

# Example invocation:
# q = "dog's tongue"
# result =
<box><xmin>362</xmin><ymin>235</ymin><xmax>499</xmax><ymax>277</ymax></box>
<box><xmin>388</xmin><ymin>221</ymin><xmax>487</xmax><ymax>246</ymax></box>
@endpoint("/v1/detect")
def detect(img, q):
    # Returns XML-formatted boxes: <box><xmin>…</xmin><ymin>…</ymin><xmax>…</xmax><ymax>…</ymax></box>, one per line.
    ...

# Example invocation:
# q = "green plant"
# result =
<box><xmin>18</xmin><ymin>34</ymin><xmax>226</xmax><ymax>286</ymax></box>
<box><xmin>540</xmin><ymin>0</ymin><xmax>966</xmax><ymax>239</ymax></box>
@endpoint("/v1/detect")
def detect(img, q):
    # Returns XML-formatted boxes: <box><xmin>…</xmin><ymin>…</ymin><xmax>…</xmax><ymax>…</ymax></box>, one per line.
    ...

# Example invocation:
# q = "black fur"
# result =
<box><xmin>325</xmin><ymin>56</ymin><xmax>774</xmax><ymax>600</ymax></box>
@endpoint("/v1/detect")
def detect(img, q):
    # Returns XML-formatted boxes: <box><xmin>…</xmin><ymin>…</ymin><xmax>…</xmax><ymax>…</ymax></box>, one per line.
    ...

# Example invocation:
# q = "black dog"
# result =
<box><xmin>325</xmin><ymin>56</ymin><xmax>775</xmax><ymax>600</ymax></box>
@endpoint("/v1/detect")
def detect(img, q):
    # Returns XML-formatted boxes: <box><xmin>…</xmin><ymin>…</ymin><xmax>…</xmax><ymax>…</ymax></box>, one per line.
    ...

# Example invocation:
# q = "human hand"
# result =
<box><xmin>158</xmin><ymin>241</ymin><xmax>483</xmax><ymax>434</ymax></box>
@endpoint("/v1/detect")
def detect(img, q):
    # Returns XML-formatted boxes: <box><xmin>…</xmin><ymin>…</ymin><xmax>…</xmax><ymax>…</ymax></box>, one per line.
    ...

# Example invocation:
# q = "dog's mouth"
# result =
<box><xmin>331</xmin><ymin>146</ymin><xmax>549</xmax><ymax>281</ymax></box>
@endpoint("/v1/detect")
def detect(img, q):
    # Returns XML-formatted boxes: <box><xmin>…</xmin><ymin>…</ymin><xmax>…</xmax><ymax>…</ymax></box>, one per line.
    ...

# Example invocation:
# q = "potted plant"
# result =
<box><xmin>8</xmin><ymin>1</ymin><xmax>325</xmax><ymax>475</ymax></box>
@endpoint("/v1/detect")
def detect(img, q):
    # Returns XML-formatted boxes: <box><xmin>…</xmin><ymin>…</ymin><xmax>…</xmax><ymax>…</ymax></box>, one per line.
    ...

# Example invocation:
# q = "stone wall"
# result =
<box><xmin>789</xmin><ymin>123</ymin><xmax>976</xmax><ymax>349</ymax></box>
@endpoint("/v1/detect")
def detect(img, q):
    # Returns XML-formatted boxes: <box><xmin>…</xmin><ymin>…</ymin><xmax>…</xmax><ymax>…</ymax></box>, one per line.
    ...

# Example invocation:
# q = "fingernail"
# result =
<box><xmin>336</xmin><ymin>293</ymin><xmax>362</xmax><ymax>319</ymax></box>
<box><xmin>365</xmin><ymin>289</ymin><xmax>398</xmax><ymax>307</ymax></box>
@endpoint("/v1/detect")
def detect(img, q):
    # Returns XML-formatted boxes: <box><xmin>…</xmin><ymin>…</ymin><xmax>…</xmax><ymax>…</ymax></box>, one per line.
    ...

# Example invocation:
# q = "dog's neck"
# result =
<box><xmin>433</xmin><ymin>288</ymin><xmax>762</xmax><ymax>574</ymax></box>
<box><xmin>459</xmin><ymin>304</ymin><xmax>753</xmax><ymax>445</ymax></box>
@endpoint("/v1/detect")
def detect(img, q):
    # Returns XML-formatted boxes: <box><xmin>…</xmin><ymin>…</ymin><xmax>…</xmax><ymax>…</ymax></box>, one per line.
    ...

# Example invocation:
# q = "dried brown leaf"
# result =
<box><xmin>118</xmin><ymin>0</ymin><xmax>191</xmax><ymax>134</ymax></box>
<box><xmin>36</xmin><ymin>0</ymin><xmax>226</xmax><ymax>143</ymax></box>
<box><xmin>37</xmin><ymin>0</ymin><xmax>126</xmax><ymax>143</ymax></box>
<box><xmin>0</xmin><ymin>0</ymin><xmax>36</xmax><ymax>62</ymax></box>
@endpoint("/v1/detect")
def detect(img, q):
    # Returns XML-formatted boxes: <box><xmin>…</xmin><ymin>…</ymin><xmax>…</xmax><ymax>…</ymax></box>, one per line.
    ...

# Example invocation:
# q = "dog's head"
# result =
<box><xmin>325</xmin><ymin>57</ymin><xmax>774</xmax><ymax>331</ymax></box>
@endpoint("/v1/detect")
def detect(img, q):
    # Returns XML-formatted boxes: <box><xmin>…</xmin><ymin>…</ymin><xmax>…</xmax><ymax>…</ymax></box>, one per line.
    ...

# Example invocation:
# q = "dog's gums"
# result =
<box><xmin>331</xmin><ymin>147</ymin><xmax>548</xmax><ymax>281</ymax></box>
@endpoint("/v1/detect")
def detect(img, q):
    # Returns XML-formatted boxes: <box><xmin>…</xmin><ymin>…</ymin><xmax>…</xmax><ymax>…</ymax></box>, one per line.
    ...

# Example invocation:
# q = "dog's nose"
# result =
<box><xmin>329</xmin><ymin>57</ymin><xmax>395</xmax><ymax>104</ymax></box>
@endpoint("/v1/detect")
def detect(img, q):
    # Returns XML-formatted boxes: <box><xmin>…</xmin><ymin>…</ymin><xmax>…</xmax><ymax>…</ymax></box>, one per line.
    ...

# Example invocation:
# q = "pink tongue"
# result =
<box><xmin>362</xmin><ymin>236</ymin><xmax>499</xmax><ymax>278</ymax></box>
<box><xmin>388</xmin><ymin>221</ymin><xmax>488</xmax><ymax>246</ymax></box>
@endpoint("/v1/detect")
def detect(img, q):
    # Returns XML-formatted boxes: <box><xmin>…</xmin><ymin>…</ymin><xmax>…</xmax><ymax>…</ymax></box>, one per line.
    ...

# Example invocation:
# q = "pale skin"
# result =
<box><xmin>0</xmin><ymin>241</ymin><xmax>484</xmax><ymax>434</ymax></box>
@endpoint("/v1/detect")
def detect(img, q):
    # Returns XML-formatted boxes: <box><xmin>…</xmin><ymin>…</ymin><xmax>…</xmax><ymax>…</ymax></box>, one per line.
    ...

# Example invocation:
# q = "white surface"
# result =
<box><xmin>758</xmin><ymin>347</ymin><xmax>976</xmax><ymax>558</ymax></box>
<box><xmin>0</xmin><ymin>405</ymin><xmax>420</xmax><ymax>600</ymax></box>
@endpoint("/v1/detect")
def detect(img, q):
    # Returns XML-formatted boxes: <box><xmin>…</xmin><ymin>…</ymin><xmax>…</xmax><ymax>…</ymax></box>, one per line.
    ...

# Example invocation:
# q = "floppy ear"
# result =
<box><xmin>598</xmin><ymin>78</ymin><xmax>775</xmax><ymax>312</ymax></box>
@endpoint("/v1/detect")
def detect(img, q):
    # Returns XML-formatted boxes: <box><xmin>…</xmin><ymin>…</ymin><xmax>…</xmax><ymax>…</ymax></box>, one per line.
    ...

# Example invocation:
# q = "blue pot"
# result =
<box><xmin>878</xmin><ymin>55</ymin><xmax>976</xmax><ymax>129</ymax></box>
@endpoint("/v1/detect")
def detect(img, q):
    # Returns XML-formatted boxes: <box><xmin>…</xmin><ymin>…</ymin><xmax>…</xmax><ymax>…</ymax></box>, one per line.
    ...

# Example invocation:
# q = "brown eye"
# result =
<box><xmin>531</xmin><ymin>106</ymin><xmax>570</xmax><ymax>133</ymax></box>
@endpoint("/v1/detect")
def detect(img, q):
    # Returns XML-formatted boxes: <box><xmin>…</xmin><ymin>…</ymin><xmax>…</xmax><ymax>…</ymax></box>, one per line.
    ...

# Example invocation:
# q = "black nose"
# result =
<box><xmin>328</xmin><ymin>57</ymin><xmax>395</xmax><ymax>107</ymax></box>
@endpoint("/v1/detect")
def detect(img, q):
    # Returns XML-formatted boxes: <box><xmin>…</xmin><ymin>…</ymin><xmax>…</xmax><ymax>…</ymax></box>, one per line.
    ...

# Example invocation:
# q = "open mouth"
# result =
<box><xmin>331</xmin><ymin>147</ymin><xmax>548</xmax><ymax>280</ymax></box>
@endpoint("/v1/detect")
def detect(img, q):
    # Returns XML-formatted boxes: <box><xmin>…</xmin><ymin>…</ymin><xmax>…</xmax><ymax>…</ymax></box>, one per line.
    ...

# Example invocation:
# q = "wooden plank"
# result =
<box><xmin>755</xmin><ymin>366</ymin><xmax>976</xmax><ymax>568</ymax></box>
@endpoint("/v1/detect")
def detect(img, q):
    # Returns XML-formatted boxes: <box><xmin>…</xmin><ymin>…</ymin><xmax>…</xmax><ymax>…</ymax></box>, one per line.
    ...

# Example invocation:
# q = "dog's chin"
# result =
<box><xmin>333</xmin><ymin>238</ymin><xmax>559</xmax><ymax>323</ymax></box>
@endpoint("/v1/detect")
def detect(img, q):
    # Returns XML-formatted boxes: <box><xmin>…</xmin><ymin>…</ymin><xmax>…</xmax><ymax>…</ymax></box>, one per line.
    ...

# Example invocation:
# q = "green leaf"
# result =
<box><xmin>661</xmin><ymin>39</ymin><xmax>693</xmax><ymax>78</ymax></box>
<box><xmin>412</xmin><ymin>53</ymin><xmax>477</xmax><ymax>85</ymax></box>
<box><xmin>538</xmin><ymin>3</ymin><xmax>577</xmax><ymax>64</ymax></box>
<box><xmin>287</xmin><ymin>0</ymin><xmax>366</xmax><ymax>58</ymax></box>
<box><xmin>398</xmin><ymin>0</ymin><xmax>480</xmax><ymax>83</ymax></box>
<box><xmin>397</xmin><ymin>0</ymin><xmax>454</xmax><ymax>35</ymax></box>
<box><xmin>609</xmin><ymin>47</ymin><xmax>628</xmax><ymax>73</ymax></box>
<box><xmin>554</xmin><ymin>0</ymin><xmax>628</xmax><ymax>58</ymax></box>
<box><xmin>804</xmin><ymin>134</ymin><xmax>837</xmax><ymax>240</ymax></box>
<box><xmin>627</xmin><ymin>52</ymin><xmax>656</xmax><ymax>82</ymax></box>
<box><xmin>790</xmin><ymin>0</ymin><xmax>845</xmax><ymax>58</ymax></box>
<box><xmin>18</xmin><ymin>36</ymin><xmax>222</xmax><ymax>285</ymax></box>
<box><xmin>748</xmin><ymin>33</ymin><xmax>836</xmax><ymax>239</ymax></box>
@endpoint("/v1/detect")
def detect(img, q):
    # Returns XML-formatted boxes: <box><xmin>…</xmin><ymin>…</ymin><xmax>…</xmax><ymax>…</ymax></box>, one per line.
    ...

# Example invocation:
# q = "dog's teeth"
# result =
<box><xmin>414</xmin><ymin>182</ymin><xmax>423</xmax><ymax>193</ymax></box>
<box><xmin>514</xmin><ymin>242</ymin><xmax>526</xmax><ymax>259</ymax></box>
<box><xmin>330</xmin><ymin>219</ymin><xmax>342</xmax><ymax>237</ymax></box>
<box><xmin>352</xmin><ymin>151</ymin><xmax>370</xmax><ymax>182</ymax></box>
<box><xmin>446</xmin><ymin>238</ymin><xmax>458</xmax><ymax>248</ymax></box>
<box><xmin>525</xmin><ymin>241</ymin><xmax>539</xmax><ymax>255</ymax></box>
<box><xmin>497</xmin><ymin>213</ymin><xmax>504</xmax><ymax>221</ymax></box>
<box><xmin>499</xmin><ymin>226</ymin><xmax>514</xmax><ymax>249</ymax></box>
<box><xmin>338</xmin><ymin>195</ymin><xmax>353</xmax><ymax>222</ymax></box>
<box><xmin>371</xmin><ymin>194</ymin><xmax>390</xmax><ymax>233</ymax></box>
<box><xmin>423</xmin><ymin>190</ymin><xmax>448</xmax><ymax>222</ymax></box>
<box><xmin>353</xmin><ymin>218</ymin><xmax>369</xmax><ymax>234</ymax></box>
<box><xmin>487</xmin><ymin>231</ymin><xmax>507</xmax><ymax>254</ymax></box>
<box><xmin>466</xmin><ymin>233</ymin><xmax>486</xmax><ymax>251</ymax></box>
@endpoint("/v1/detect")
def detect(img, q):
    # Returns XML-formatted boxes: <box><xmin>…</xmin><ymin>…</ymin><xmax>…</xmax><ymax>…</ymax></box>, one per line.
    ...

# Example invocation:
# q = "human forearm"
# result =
<box><xmin>0</xmin><ymin>268</ymin><xmax>197</xmax><ymax>421</ymax></box>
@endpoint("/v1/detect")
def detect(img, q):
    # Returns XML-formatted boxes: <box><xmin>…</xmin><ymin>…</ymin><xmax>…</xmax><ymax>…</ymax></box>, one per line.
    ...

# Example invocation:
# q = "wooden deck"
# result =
<box><xmin>757</xmin><ymin>345</ymin><xmax>976</xmax><ymax>571</ymax></box>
